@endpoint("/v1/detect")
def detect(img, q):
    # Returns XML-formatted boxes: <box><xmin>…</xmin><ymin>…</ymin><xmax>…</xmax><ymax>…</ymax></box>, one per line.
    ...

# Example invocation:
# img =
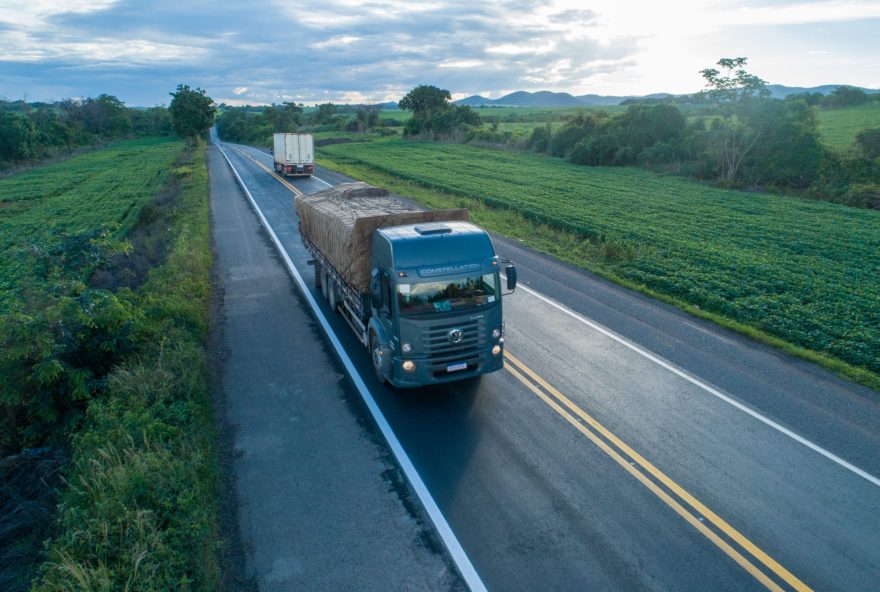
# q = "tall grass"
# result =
<box><xmin>34</xmin><ymin>143</ymin><xmax>220</xmax><ymax>591</ymax></box>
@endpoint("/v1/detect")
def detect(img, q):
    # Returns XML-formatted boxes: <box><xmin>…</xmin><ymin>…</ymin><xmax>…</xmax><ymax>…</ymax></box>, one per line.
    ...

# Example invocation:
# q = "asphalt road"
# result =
<box><xmin>209</xmin><ymin>145</ymin><xmax>462</xmax><ymax>590</ymax></box>
<box><xmin>213</xmin><ymin>137</ymin><xmax>880</xmax><ymax>592</ymax></box>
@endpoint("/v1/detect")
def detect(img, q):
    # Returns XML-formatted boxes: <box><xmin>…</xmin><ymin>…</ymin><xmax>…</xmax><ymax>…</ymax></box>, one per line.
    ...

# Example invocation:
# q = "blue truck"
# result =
<box><xmin>296</xmin><ymin>183</ymin><xmax>516</xmax><ymax>387</ymax></box>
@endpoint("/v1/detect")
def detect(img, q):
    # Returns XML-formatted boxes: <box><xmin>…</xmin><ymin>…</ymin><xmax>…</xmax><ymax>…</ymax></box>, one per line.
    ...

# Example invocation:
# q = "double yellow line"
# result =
<box><xmin>229</xmin><ymin>145</ymin><xmax>304</xmax><ymax>196</ymax></box>
<box><xmin>503</xmin><ymin>351</ymin><xmax>812</xmax><ymax>592</ymax></box>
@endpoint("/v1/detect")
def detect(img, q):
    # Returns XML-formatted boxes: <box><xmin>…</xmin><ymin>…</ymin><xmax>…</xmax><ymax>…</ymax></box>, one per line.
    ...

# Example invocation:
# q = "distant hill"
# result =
<box><xmin>453</xmin><ymin>85</ymin><xmax>878</xmax><ymax>108</ymax></box>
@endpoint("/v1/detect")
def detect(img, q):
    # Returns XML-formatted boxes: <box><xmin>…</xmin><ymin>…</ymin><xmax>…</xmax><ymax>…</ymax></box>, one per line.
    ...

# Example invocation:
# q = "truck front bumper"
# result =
<box><xmin>388</xmin><ymin>344</ymin><xmax>504</xmax><ymax>388</ymax></box>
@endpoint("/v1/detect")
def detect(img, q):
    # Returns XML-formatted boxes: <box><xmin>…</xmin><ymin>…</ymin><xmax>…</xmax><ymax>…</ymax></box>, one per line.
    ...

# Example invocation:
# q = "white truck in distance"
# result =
<box><xmin>272</xmin><ymin>133</ymin><xmax>314</xmax><ymax>177</ymax></box>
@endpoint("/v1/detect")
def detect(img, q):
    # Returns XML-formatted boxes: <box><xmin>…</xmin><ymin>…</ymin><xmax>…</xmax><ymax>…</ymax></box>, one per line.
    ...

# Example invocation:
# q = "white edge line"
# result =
<box><xmin>311</xmin><ymin>175</ymin><xmax>334</xmax><ymax>187</ymax></box>
<box><xmin>508</xmin><ymin>279</ymin><xmax>880</xmax><ymax>489</ymax></box>
<box><xmin>215</xmin><ymin>142</ymin><xmax>489</xmax><ymax>592</ymax></box>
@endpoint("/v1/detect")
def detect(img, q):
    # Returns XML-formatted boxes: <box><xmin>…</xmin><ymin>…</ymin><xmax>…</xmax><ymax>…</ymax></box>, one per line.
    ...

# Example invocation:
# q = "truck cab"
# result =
<box><xmin>368</xmin><ymin>221</ymin><xmax>515</xmax><ymax>387</ymax></box>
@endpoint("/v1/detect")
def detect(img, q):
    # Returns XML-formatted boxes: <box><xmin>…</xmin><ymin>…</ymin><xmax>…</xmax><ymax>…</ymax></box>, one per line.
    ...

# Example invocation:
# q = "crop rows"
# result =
<box><xmin>0</xmin><ymin>138</ymin><xmax>183</xmax><ymax>309</ymax></box>
<box><xmin>817</xmin><ymin>103</ymin><xmax>880</xmax><ymax>149</ymax></box>
<box><xmin>320</xmin><ymin>139</ymin><xmax>880</xmax><ymax>373</ymax></box>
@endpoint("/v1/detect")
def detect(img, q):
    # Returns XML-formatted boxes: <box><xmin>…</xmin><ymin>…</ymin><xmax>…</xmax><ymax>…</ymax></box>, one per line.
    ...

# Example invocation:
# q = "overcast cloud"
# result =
<box><xmin>0</xmin><ymin>0</ymin><xmax>878</xmax><ymax>105</ymax></box>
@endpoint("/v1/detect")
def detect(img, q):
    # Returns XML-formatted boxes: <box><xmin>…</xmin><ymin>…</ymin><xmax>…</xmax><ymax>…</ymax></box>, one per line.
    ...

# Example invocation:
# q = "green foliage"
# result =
<box><xmin>737</xmin><ymin>99</ymin><xmax>825</xmax><ymax>188</ymax></box>
<box><xmin>0</xmin><ymin>287</ymin><xmax>141</xmax><ymax>449</ymax></box>
<box><xmin>855</xmin><ymin>127</ymin><xmax>880</xmax><ymax>159</ymax></box>
<box><xmin>169</xmin><ymin>85</ymin><xmax>216</xmax><ymax>140</ymax></box>
<box><xmin>216</xmin><ymin>106</ymin><xmax>292</xmax><ymax>144</ymax></box>
<box><xmin>36</xmin><ymin>144</ymin><xmax>219</xmax><ymax>591</ymax></box>
<box><xmin>0</xmin><ymin>96</ymin><xmax>173</xmax><ymax>169</ymax></box>
<box><xmin>398</xmin><ymin>84</ymin><xmax>452</xmax><ymax>119</ymax></box>
<box><xmin>698</xmin><ymin>57</ymin><xmax>770</xmax><ymax>102</ymax></box>
<box><xmin>822</xmin><ymin>86</ymin><xmax>870</xmax><ymax>108</ymax></box>
<box><xmin>398</xmin><ymin>85</ymin><xmax>480</xmax><ymax>137</ymax></box>
<box><xmin>817</xmin><ymin>103</ymin><xmax>880</xmax><ymax>149</ymax></box>
<box><xmin>528</xmin><ymin>124</ymin><xmax>552</xmax><ymax>152</ymax></box>
<box><xmin>0</xmin><ymin>138</ymin><xmax>182</xmax><ymax>449</ymax></box>
<box><xmin>319</xmin><ymin>139</ymin><xmax>880</xmax><ymax>376</ymax></box>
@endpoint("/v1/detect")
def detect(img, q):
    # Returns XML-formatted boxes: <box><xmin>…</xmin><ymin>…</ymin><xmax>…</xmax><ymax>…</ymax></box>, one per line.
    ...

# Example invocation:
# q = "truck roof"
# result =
<box><xmin>377</xmin><ymin>222</ymin><xmax>496</xmax><ymax>270</ymax></box>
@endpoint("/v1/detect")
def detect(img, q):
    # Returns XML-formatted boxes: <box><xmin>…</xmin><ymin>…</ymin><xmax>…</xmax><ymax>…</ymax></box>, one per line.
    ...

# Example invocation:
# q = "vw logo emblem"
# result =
<box><xmin>448</xmin><ymin>328</ymin><xmax>464</xmax><ymax>344</ymax></box>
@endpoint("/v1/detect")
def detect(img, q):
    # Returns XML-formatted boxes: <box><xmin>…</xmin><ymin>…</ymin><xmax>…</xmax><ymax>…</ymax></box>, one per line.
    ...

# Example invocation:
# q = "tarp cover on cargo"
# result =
<box><xmin>296</xmin><ymin>182</ymin><xmax>469</xmax><ymax>293</ymax></box>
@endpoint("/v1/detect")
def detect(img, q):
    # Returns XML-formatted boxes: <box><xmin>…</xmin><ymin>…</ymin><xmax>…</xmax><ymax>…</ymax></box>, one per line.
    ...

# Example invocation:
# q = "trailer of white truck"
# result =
<box><xmin>272</xmin><ymin>133</ymin><xmax>314</xmax><ymax>177</ymax></box>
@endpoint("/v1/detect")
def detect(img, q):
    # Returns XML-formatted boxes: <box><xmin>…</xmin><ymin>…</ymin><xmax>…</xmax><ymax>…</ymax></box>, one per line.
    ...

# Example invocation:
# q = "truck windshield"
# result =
<box><xmin>397</xmin><ymin>273</ymin><xmax>498</xmax><ymax>316</ymax></box>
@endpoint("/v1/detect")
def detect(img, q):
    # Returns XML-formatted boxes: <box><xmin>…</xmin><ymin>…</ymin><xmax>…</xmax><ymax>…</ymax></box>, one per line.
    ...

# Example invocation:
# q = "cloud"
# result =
<box><xmin>0</xmin><ymin>0</ymin><xmax>878</xmax><ymax>104</ymax></box>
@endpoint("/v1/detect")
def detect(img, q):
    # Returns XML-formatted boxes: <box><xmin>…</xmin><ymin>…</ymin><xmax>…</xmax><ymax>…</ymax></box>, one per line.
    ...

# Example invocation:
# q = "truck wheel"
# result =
<box><xmin>314</xmin><ymin>263</ymin><xmax>322</xmax><ymax>290</ymax></box>
<box><xmin>328</xmin><ymin>277</ymin><xmax>338</xmax><ymax>311</ymax></box>
<box><xmin>370</xmin><ymin>333</ymin><xmax>386</xmax><ymax>384</ymax></box>
<box><xmin>321</xmin><ymin>268</ymin><xmax>329</xmax><ymax>300</ymax></box>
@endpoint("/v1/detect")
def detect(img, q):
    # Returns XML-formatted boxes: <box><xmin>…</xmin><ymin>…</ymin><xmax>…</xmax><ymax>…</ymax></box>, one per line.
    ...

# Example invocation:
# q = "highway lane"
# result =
<box><xmin>215</xmin><ymin>138</ymin><xmax>880</xmax><ymax>591</ymax></box>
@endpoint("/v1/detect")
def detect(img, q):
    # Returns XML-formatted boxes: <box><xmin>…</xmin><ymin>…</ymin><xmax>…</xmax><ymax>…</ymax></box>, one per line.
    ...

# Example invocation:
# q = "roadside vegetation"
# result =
<box><xmin>0</xmin><ymin>96</ymin><xmax>173</xmax><ymax>170</ymax></box>
<box><xmin>317</xmin><ymin>139</ymin><xmax>880</xmax><ymax>390</ymax></box>
<box><xmin>0</xmin><ymin>86</ymin><xmax>220</xmax><ymax>589</ymax></box>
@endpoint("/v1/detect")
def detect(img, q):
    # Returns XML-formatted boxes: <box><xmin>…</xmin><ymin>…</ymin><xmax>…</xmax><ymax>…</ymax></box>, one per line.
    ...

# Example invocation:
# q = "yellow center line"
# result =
<box><xmin>503</xmin><ymin>352</ymin><xmax>812</xmax><ymax>592</ymax></box>
<box><xmin>229</xmin><ymin>145</ymin><xmax>303</xmax><ymax>196</ymax></box>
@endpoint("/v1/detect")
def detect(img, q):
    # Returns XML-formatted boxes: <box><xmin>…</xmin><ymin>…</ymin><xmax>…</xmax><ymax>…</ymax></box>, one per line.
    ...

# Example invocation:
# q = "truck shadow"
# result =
<box><xmin>374</xmin><ymin>377</ymin><xmax>488</xmax><ymax>513</ymax></box>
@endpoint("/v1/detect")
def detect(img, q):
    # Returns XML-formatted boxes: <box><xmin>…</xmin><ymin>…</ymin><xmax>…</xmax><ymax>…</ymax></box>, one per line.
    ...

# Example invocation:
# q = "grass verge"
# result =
<box><xmin>318</xmin><ymin>155</ymin><xmax>880</xmax><ymax>393</ymax></box>
<box><xmin>33</xmin><ymin>141</ymin><xmax>220</xmax><ymax>590</ymax></box>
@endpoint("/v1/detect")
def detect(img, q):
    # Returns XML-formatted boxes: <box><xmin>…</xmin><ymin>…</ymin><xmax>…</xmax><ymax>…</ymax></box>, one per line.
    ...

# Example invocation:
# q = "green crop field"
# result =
<box><xmin>0</xmin><ymin>137</ymin><xmax>183</xmax><ymax>309</ymax></box>
<box><xmin>319</xmin><ymin>139</ymin><xmax>880</xmax><ymax>378</ymax></box>
<box><xmin>817</xmin><ymin>103</ymin><xmax>880</xmax><ymax>149</ymax></box>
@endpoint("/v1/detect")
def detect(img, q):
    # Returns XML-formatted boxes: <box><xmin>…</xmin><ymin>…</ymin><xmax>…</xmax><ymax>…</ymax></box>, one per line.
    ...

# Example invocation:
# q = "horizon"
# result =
<box><xmin>1</xmin><ymin>1</ymin><xmax>879</xmax><ymax>107</ymax></box>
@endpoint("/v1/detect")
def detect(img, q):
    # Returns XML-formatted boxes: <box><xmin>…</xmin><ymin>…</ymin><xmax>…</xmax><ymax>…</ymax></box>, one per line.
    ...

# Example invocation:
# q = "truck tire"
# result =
<box><xmin>328</xmin><ymin>277</ymin><xmax>338</xmax><ymax>311</ymax></box>
<box><xmin>321</xmin><ymin>268</ymin><xmax>329</xmax><ymax>300</ymax></box>
<box><xmin>370</xmin><ymin>333</ymin><xmax>386</xmax><ymax>384</ymax></box>
<box><xmin>314</xmin><ymin>263</ymin><xmax>322</xmax><ymax>290</ymax></box>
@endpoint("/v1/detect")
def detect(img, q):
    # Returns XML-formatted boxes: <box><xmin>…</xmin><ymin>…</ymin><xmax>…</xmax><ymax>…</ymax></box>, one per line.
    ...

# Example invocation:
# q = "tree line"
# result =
<box><xmin>215</xmin><ymin>101</ymin><xmax>407</xmax><ymax>144</ymax></box>
<box><xmin>469</xmin><ymin>59</ymin><xmax>879</xmax><ymax>209</ymax></box>
<box><xmin>0</xmin><ymin>84</ymin><xmax>216</xmax><ymax>168</ymax></box>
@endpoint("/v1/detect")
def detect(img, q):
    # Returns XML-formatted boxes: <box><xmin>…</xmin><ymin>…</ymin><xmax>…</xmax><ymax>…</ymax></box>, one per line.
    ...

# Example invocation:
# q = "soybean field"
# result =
<box><xmin>0</xmin><ymin>138</ymin><xmax>183</xmax><ymax>309</ymax></box>
<box><xmin>817</xmin><ymin>103</ymin><xmax>880</xmax><ymax>149</ymax></box>
<box><xmin>319</xmin><ymin>139</ymin><xmax>880</xmax><ymax>376</ymax></box>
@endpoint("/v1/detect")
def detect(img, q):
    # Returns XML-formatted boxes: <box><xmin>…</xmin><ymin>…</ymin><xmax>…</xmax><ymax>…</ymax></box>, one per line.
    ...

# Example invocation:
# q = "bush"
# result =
<box><xmin>856</xmin><ymin>127</ymin><xmax>880</xmax><ymax>159</ymax></box>
<box><xmin>528</xmin><ymin>125</ymin><xmax>551</xmax><ymax>153</ymax></box>
<box><xmin>837</xmin><ymin>183</ymin><xmax>880</xmax><ymax>209</ymax></box>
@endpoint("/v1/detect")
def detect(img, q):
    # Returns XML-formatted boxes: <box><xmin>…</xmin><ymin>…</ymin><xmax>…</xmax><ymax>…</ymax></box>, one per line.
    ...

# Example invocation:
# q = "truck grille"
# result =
<box><xmin>421</xmin><ymin>318</ymin><xmax>487</xmax><ymax>375</ymax></box>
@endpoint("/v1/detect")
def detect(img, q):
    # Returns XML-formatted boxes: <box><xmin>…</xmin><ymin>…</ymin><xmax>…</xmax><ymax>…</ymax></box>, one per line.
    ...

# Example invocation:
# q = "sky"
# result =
<box><xmin>0</xmin><ymin>0</ymin><xmax>879</xmax><ymax>106</ymax></box>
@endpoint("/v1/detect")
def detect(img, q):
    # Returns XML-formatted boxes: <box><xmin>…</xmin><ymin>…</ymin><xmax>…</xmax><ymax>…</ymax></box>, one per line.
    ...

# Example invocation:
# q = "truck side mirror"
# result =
<box><xmin>505</xmin><ymin>265</ymin><xmax>517</xmax><ymax>292</ymax></box>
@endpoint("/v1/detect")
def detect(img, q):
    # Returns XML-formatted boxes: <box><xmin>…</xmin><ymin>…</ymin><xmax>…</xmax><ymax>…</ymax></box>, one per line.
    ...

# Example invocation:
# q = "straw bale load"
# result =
<box><xmin>296</xmin><ymin>182</ymin><xmax>469</xmax><ymax>293</ymax></box>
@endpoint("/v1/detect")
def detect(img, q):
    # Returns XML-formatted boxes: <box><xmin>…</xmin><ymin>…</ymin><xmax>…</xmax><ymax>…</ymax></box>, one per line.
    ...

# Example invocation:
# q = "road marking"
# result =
<box><xmin>214</xmin><ymin>141</ymin><xmax>488</xmax><ymax>592</ymax></box>
<box><xmin>229</xmin><ymin>145</ymin><xmax>303</xmax><ymax>196</ymax></box>
<box><xmin>237</xmin><ymin>143</ymin><xmax>333</xmax><ymax>187</ymax></box>
<box><xmin>506</xmin><ymin>279</ymin><xmax>880</xmax><ymax>489</ymax></box>
<box><xmin>504</xmin><ymin>352</ymin><xmax>812</xmax><ymax>592</ymax></box>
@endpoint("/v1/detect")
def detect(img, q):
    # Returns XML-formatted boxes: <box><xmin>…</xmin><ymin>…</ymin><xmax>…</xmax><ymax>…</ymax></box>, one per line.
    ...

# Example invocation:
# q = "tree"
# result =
<box><xmin>313</xmin><ymin>102</ymin><xmax>338</xmax><ymax>125</ymax></box>
<box><xmin>398</xmin><ymin>85</ymin><xmax>452</xmax><ymax>120</ymax></box>
<box><xmin>262</xmin><ymin>101</ymin><xmax>302</xmax><ymax>132</ymax></box>
<box><xmin>823</xmin><ymin>86</ymin><xmax>869</xmax><ymax>108</ymax></box>
<box><xmin>856</xmin><ymin>127</ymin><xmax>880</xmax><ymax>159</ymax></box>
<box><xmin>699</xmin><ymin>57</ymin><xmax>770</xmax><ymax>103</ymax></box>
<box><xmin>168</xmin><ymin>84</ymin><xmax>216</xmax><ymax>139</ymax></box>
<box><xmin>355</xmin><ymin>106</ymin><xmax>379</xmax><ymax>132</ymax></box>
<box><xmin>698</xmin><ymin>57</ymin><xmax>770</xmax><ymax>184</ymax></box>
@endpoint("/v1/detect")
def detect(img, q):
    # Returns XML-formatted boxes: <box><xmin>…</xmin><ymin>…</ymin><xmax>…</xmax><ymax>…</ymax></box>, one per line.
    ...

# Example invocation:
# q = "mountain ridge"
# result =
<box><xmin>452</xmin><ymin>85</ymin><xmax>878</xmax><ymax>108</ymax></box>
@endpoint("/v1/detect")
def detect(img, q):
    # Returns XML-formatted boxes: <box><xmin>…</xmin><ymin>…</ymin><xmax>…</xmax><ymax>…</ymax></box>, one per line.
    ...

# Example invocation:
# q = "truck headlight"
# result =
<box><xmin>402</xmin><ymin>360</ymin><xmax>416</xmax><ymax>372</ymax></box>
<box><xmin>402</xmin><ymin>342</ymin><xmax>412</xmax><ymax>353</ymax></box>
<box><xmin>492</xmin><ymin>345</ymin><xmax>502</xmax><ymax>355</ymax></box>
<box><xmin>492</xmin><ymin>328</ymin><xmax>501</xmax><ymax>339</ymax></box>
